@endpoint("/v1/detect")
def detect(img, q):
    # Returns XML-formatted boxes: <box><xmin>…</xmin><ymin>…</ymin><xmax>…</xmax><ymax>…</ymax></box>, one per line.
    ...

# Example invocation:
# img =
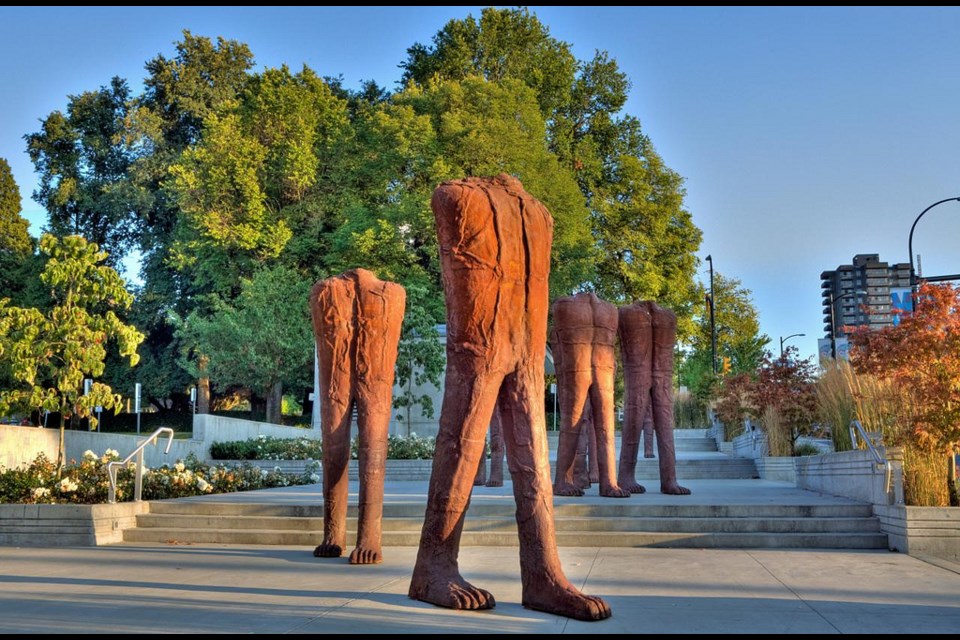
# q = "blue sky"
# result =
<box><xmin>2</xmin><ymin>6</ymin><xmax>959</xmax><ymax>362</ymax></box>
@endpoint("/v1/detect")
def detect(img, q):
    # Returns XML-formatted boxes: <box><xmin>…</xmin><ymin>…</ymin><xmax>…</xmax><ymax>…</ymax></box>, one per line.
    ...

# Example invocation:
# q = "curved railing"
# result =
<box><xmin>107</xmin><ymin>427</ymin><xmax>175</xmax><ymax>504</ymax></box>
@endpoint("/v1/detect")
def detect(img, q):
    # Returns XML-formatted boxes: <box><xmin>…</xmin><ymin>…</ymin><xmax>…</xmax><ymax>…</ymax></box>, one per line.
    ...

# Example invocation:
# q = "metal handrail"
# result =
<box><xmin>849</xmin><ymin>420</ymin><xmax>891</xmax><ymax>495</ymax></box>
<box><xmin>107</xmin><ymin>427</ymin><xmax>174</xmax><ymax>503</ymax></box>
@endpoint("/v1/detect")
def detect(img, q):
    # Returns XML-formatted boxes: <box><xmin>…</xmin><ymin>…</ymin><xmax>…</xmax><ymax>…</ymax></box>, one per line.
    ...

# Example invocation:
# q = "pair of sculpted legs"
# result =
<box><xmin>310</xmin><ymin>269</ymin><xmax>405</xmax><ymax>564</ymax></box>
<box><xmin>552</xmin><ymin>293</ymin><xmax>628</xmax><ymax>498</ymax></box>
<box><xmin>409</xmin><ymin>175</ymin><xmax>611</xmax><ymax>621</ymax></box>
<box><xmin>617</xmin><ymin>301</ymin><xmax>690</xmax><ymax>495</ymax></box>
<box><xmin>473</xmin><ymin>406</ymin><xmax>505</xmax><ymax>487</ymax></box>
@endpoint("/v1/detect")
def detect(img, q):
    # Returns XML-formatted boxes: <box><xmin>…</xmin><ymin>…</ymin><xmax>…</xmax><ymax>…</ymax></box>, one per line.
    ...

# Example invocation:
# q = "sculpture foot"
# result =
<box><xmin>589</xmin><ymin>474</ymin><xmax>599</xmax><ymax>484</ymax></box>
<box><xmin>485</xmin><ymin>480</ymin><xmax>504</xmax><ymax>488</ymax></box>
<box><xmin>523</xmin><ymin>582</ymin><xmax>612</xmax><ymax>621</ymax></box>
<box><xmin>661</xmin><ymin>482</ymin><xmax>691</xmax><ymax>495</ymax></box>
<box><xmin>553</xmin><ymin>481</ymin><xmax>585</xmax><ymax>497</ymax></box>
<box><xmin>574</xmin><ymin>476</ymin><xmax>591</xmax><ymax>491</ymax></box>
<box><xmin>473</xmin><ymin>478</ymin><xmax>486</xmax><ymax>486</ymax></box>
<box><xmin>313</xmin><ymin>543</ymin><xmax>343</xmax><ymax>558</ymax></box>
<box><xmin>349</xmin><ymin>546</ymin><xmax>382</xmax><ymax>565</ymax></box>
<box><xmin>643</xmin><ymin>453</ymin><xmax>655</xmax><ymax>459</ymax></box>
<box><xmin>409</xmin><ymin>571</ymin><xmax>496</xmax><ymax>610</ymax></box>
<box><xmin>618</xmin><ymin>479</ymin><xmax>646</xmax><ymax>494</ymax></box>
<box><xmin>599</xmin><ymin>484</ymin><xmax>631</xmax><ymax>498</ymax></box>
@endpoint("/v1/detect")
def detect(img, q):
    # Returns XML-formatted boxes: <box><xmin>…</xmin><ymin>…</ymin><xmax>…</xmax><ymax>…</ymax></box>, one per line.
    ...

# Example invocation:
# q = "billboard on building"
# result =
<box><xmin>890</xmin><ymin>287</ymin><xmax>913</xmax><ymax>325</ymax></box>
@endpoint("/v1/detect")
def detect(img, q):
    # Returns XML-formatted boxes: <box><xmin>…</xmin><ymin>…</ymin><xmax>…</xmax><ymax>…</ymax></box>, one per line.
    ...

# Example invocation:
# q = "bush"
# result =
<box><xmin>0</xmin><ymin>450</ymin><xmax>319</xmax><ymax>504</ymax></box>
<box><xmin>793</xmin><ymin>442</ymin><xmax>821</xmax><ymax>457</ymax></box>
<box><xmin>210</xmin><ymin>433</ymin><xmax>436</xmax><ymax>461</ymax></box>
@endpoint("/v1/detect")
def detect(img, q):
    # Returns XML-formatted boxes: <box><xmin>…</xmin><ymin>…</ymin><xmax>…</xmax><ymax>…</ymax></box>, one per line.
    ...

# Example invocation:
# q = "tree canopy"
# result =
<box><xmin>17</xmin><ymin>11</ymin><xmax>711</xmax><ymax>421</ymax></box>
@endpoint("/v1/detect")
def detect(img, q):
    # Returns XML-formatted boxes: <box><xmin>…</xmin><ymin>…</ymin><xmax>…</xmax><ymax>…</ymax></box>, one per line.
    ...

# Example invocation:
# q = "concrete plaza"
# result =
<box><xmin>1</xmin><ymin>479</ymin><xmax>959</xmax><ymax>634</ymax></box>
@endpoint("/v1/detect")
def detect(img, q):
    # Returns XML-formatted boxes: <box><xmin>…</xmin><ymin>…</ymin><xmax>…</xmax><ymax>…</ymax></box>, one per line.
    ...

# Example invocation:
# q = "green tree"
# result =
<box><xmin>401</xmin><ymin>7</ymin><xmax>702</xmax><ymax>319</ymax></box>
<box><xmin>176</xmin><ymin>265</ymin><xmax>313</xmax><ymax>425</ymax></box>
<box><xmin>393</xmin><ymin>284</ymin><xmax>445</xmax><ymax>431</ymax></box>
<box><xmin>0</xmin><ymin>235</ymin><xmax>143</xmax><ymax>468</ymax></box>
<box><xmin>25</xmin><ymin>78</ymin><xmax>145</xmax><ymax>264</ymax></box>
<box><xmin>0</xmin><ymin>158</ymin><xmax>35</xmax><ymax>304</ymax></box>
<box><xmin>127</xmin><ymin>31</ymin><xmax>257</xmax><ymax>408</ymax></box>
<box><xmin>168</xmin><ymin>64</ymin><xmax>349</xmax><ymax>296</ymax></box>
<box><xmin>681</xmin><ymin>272</ymin><xmax>770</xmax><ymax>399</ymax></box>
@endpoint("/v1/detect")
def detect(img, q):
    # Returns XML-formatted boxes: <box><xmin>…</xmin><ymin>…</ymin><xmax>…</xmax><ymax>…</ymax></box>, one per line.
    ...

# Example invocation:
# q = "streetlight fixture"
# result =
<box><xmin>829</xmin><ymin>290</ymin><xmax>866</xmax><ymax>359</ymax></box>
<box><xmin>779</xmin><ymin>333</ymin><xmax>805</xmax><ymax>358</ymax></box>
<box><xmin>908</xmin><ymin>196</ymin><xmax>960</xmax><ymax>296</ymax></box>
<box><xmin>705</xmin><ymin>254</ymin><xmax>716</xmax><ymax>374</ymax></box>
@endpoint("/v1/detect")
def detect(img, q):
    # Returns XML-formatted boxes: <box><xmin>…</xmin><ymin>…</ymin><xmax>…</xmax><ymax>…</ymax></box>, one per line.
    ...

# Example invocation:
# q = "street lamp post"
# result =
<box><xmin>829</xmin><ymin>290</ymin><xmax>866</xmax><ymax>359</ymax></box>
<box><xmin>908</xmin><ymin>197</ymin><xmax>960</xmax><ymax>302</ymax></box>
<box><xmin>779</xmin><ymin>333</ymin><xmax>805</xmax><ymax>358</ymax></box>
<box><xmin>705</xmin><ymin>255</ymin><xmax>716</xmax><ymax>374</ymax></box>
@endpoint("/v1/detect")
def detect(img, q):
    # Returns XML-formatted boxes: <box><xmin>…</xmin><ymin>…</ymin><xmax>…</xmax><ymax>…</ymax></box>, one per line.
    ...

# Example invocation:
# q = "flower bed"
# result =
<box><xmin>0</xmin><ymin>450</ymin><xmax>320</xmax><ymax>505</ymax></box>
<box><xmin>209</xmin><ymin>433</ymin><xmax>436</xmax><ymax>461</ymax></box>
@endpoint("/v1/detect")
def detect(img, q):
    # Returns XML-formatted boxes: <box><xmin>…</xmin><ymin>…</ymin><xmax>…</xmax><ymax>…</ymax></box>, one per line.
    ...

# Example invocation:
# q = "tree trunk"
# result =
<box><xmin>265</xmin><ymin>381</ymin><xmax>283</xmax><ymax>425</ymax></box>
<box><xmin>197</xmin><ymin>356</ymin><xmax>211</xmax><ymax>414</ymax></box>
<box><xmin>948</xmin><ymin>453</ymin><xmax>959</xmax><ymax>507</ymax></box>
<box><xmin>56</xmin><ymin>413</ymin><xmax>65</xmax><ymax>477</ymax></box>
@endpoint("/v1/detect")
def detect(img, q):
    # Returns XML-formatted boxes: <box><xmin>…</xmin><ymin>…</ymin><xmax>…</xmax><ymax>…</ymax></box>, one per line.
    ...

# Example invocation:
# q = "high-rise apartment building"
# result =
<box><xmin>820</xmin><ymin>254</ymin><xmax>912</xmax><ymax>344</ymax></box>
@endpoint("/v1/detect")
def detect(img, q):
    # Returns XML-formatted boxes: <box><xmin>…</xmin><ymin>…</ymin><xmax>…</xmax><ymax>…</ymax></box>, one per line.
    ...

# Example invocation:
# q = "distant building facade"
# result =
<box><xmin>819</xmin><ymin>254</ymin><xmax>912</xmax><ymax>358</ymax></box>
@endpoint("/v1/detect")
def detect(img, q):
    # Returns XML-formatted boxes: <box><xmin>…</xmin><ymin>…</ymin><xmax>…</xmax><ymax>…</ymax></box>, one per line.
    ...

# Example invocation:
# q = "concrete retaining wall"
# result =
<box><xmin>0</xmin><ymin>502</ymin><xmax>147</xmax><ymax>546</ymax></box>
<box><xmin>3</xmin><ymin>415</ymin><xmax>320</xmax><ymax>471</ymax></box>
<box><xmin>755</xmin><ymin>457</ymin><xmax>796</xmax><ymax>483</ymax></box>
<box><xmin>875</xmin><ymin>505</ymin><xmax>960</xmax><ymax>563</ymax></box>
<box><xmin>194</xmin><ymin>414</ymin><xmax>317</xmax><ymax>443</ymax></box>
<box><xmin>0</xmin><ymin>425</ymin><xmax>58</xmax><ymax>469</ymax></box>
<box><xmin>732</xmin><ymin>430</ymin><xmax>767</xmax><ymax>459</ymax></box>
<box><xmin>795</xmin><ymin>447</ymin><xmax>904</xmax><ymax>506</ymax></box>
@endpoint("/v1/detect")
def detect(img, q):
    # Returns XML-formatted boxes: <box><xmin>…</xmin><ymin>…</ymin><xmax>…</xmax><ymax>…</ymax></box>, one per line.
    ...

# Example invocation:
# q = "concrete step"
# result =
<box><xmin>135</xmin><ymin>513</ymin><xmax>881</xmax><ymax>535</ymax></box>
<box><xmin>131</xmin><ymin>495</ymin><xmax>886</xmax><ymax>550</ymax></box>
<box><xmin>147</xmin><ymin>500</ymin><xmax>875</xmax><ymax>519</ymax></box>
<box><xmin>122</xmin><ymin>526</ymin><xmax>888</xmax><ymax>550</ymax></box>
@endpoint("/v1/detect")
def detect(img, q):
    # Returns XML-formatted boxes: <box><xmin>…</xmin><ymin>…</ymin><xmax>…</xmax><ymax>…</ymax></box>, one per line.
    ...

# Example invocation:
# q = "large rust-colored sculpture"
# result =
<box><xmin>552</xmin><ymin>294</ymin><xmax>628</xmax><ymax>498</ymax></box>
<box><xmin>572</xmin><ymin>399</ymin><xmax>599</xmax><ymax>490</ymax></box>
<box><xmin>474</xmin><ymin>406</ymin><xmax>507</xmax><ymax>487</ymax></box>
<box><xmin>409</xmin><ymin>175</ymin><xmax>611</xmax><ymax>621</ymax></box>
<box><xmin>310</xmin><ymin>269</ymin><xmax>406</xmax><ymax>564</ymax></box>
<box><xmin>617</xmin><ymin>301</ymin><xmax>690</xmax><ymax>495</ymax></box>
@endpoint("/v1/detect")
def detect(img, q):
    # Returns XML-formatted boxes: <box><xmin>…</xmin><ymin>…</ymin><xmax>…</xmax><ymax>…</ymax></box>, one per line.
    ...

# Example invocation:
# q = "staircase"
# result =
<box><xmin>123</xmin><ymin>496</ymin><xmax>886</xmax><ymax>550</ymax></box>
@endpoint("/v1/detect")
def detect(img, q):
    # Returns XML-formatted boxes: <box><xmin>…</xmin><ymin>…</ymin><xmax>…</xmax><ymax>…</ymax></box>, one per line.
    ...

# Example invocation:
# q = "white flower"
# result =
<box><xmin>196</xmin><ymin>478</ymin><xmax>212</xmax><ymax>493</ymax></box>
<box><xmin>32</xmin><ymin>487</ymin><xmax>50</xmax><ymax>499</ymax></box>
<box><xmin>104</xmin><ymin>448</ymin><xmax>120</xmax><ymax>459</ymax></box>
<box><xmin>260</xmin><ymin>469</ymin><xmax>268</xmax><ymax>478</ymax></box>
<box><xmin>83</xmin><ymin>450</ymin><xmax>98</xmax><ymax>461</ymax></box>
<box><xmin>309</xmin><ymin>473</ymin><xmax>320</xmax><ymax>483</ymax></box>
<box><xmin>59</xmin><ymin>477</ymin><xmax>78</xmax><ymax>493</ymax></box>
<box><xmin>274</xmin><ymin>466</ymin><xmax>282</xmax><ymax>473</ymax></box>
<box><xmin>208</xmin><ymin>467</ymin><xmax>218</xmax><ymax>476</ymax></box>
<box><xmin>174</xmin><ymin>462</ymin><xmax>185</xmax><ymax>473</ymax></box>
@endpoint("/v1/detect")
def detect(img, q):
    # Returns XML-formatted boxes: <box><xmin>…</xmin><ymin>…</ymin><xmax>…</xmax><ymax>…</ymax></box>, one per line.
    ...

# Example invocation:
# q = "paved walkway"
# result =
<box><xmin>3</xmin><ymin>461</ymin><xmax>958</xmax><ymax>633</ymax></box>
<box><xmin>1</xmin><ymin>543</ymin><xmax>958</xmax><ymax>633</ymax></box>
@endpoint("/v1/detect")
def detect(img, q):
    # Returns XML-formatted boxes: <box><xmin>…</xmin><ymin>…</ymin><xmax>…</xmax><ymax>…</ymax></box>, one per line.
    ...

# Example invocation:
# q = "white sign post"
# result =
<box><xmin>134</xmin><ymin>382</ymin><xmax>142</xmax><ymax>434</ymax></box>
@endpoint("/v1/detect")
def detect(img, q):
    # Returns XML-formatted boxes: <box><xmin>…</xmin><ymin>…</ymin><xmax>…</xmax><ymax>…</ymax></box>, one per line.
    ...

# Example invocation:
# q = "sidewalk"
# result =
<box><xmin>1</xmin><ymin>542</ymin><xmax>958</xmax><ymax>633</ymax></box>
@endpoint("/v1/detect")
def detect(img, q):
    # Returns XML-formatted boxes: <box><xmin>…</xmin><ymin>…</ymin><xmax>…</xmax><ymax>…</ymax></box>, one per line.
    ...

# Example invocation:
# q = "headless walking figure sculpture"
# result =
<box><xmin>409</xmin><ymin>175</ymin><xmax>612</xmax><ymax>621</ymax></box>
<box><xmin>473</xmin><ymin>406</ymin><xmax>506</xmax><ymax>487</ymax></box>
<box><xmin>310</xmin><ymin>269</ymin><xmax>406</xmax><ymax>564</ymax></box>
<box><xmin>617</xmin><ymin>301</ymin><xmax>691</xmax><ymax>495</ymax></box>
<box><xmin>551</xmin><ymin>326</ymin><xmax>600</xmax><ymax>491</ymax></box>
<box><xmin>552</xmin><ymin>293</ymin><xmax>629</xmax><ymax>498</ymax></box>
